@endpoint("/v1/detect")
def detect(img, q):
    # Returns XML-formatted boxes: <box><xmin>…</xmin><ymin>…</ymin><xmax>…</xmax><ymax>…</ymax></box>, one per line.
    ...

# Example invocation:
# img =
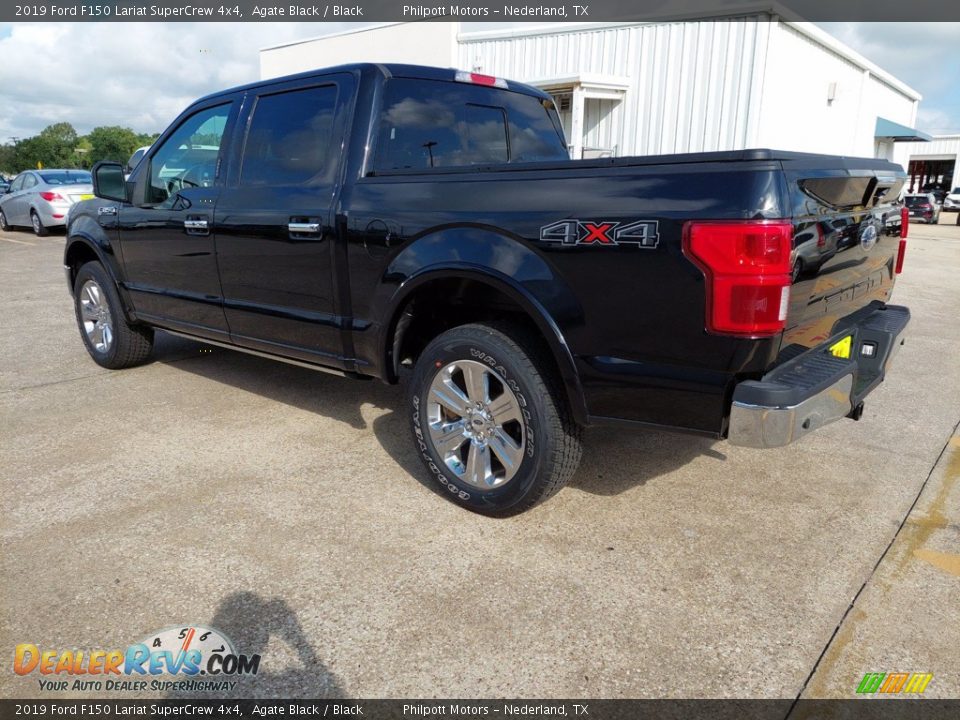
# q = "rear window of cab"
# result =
<box><xmin>375</xmin><ymin>78</ymin><xmax>568</xmax><ymax>172</ymax></box>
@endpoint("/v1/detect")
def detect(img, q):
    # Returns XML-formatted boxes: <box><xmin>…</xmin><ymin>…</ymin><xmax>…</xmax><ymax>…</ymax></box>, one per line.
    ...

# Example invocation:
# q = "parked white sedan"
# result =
<box><xmin>0</xmin><ymin>169</ymin><xmax>93</xmax><ymax>236</ymax></box>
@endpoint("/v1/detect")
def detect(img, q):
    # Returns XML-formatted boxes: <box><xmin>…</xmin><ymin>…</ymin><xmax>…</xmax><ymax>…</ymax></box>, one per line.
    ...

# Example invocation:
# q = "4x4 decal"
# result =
<box><xmin>540</xmin><ymin>219</ymin><xmax>660</xmax><ymax>248</ymax></box>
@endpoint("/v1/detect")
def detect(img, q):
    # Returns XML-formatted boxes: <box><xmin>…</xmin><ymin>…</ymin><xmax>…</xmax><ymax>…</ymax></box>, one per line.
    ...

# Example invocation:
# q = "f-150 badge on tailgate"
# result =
<box><xmin>540</xmin><ymin>219</ymin><xmax>660</xmax><ymax>248</ymax></box>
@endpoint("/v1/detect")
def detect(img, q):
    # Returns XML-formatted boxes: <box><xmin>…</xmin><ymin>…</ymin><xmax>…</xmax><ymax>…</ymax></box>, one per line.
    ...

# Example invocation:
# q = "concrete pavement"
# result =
<box><xmin>1</xmin><ymin>218</ymin><xmax>958</xmax><ymax>701</ymax></box>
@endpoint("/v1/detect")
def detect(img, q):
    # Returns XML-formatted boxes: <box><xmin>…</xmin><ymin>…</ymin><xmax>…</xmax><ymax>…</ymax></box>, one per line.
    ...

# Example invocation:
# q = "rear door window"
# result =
<box><xmin>240</xmin><ymin>84</ymin><xmax>339</xmax><ymax>186</ymax></box>
<box><xmin>375</xmin><ymin>78</ymin><xmax>568</xmax><ymax>171</ymax></box>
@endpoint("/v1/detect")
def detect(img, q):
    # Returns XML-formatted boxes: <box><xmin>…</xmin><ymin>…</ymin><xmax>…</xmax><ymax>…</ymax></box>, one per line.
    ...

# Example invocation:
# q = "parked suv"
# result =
<box><xmin>942</xmin><ymin>187</ymin><xmax>960</xmax><ymax>212</ymax></box>
<box><xmin>66</xmin><ymin>64</ymin><xmax>910</xmax><ymax>515</ymax></box>
<box><xmin>905</xmin><ymin>193</ymin><xmax>941</xmax><ymax>224</ymax></box>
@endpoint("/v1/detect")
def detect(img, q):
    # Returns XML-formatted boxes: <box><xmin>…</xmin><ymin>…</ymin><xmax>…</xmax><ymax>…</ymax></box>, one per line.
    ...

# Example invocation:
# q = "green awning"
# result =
<box><xmin>875</xmin><ymin>117</ymin><xmax>932</xmax><ymax>142</ymax></box>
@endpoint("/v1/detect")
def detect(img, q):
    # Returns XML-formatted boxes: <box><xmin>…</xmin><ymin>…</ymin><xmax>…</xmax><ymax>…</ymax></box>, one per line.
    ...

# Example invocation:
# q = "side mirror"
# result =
<box><xmin>92</xmin><ymin>161</ymin><xmax>128</xmax><ymax>203</ymax></box>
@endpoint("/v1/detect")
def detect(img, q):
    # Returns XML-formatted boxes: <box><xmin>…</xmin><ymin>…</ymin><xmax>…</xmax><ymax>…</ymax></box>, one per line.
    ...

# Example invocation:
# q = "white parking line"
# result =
<box><xmin>0</xmin><ymin>236</ymin><xmax>35</xmax><ymax>245</ymax></box>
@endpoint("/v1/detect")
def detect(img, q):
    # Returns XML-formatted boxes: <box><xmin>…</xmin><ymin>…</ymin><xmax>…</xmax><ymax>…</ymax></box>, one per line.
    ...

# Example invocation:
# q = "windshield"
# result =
<box><xmin>39</xmin><ymin>171</ymin><xmax>92</xmax><ymax>185</ymax></box>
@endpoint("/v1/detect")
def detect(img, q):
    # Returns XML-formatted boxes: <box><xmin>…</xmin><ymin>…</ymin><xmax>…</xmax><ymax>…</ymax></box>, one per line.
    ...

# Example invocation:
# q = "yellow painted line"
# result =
<box><xmin>0</xmin><ymin>236</ymin><xmax>34</xmax><ymax>245</ymax></box>
<box><xmin>914</xmin><ymin>548</ymin><xmax>960</xmax><ymax>577</ymax></box>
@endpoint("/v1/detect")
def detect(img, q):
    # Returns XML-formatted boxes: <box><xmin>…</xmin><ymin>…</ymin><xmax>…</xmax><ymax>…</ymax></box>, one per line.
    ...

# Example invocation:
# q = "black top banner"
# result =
<box><xmin>3</xmin><ymin>0</ymin><xmax>960</xmax><ymax>22</ymax></box>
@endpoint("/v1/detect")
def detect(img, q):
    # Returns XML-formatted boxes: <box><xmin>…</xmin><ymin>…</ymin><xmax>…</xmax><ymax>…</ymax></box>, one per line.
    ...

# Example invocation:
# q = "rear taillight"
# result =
<box><xmin>921</xmin><ymin>203</ymin><xmax>932</xmax><ymax>210</ymax></box>
<box><xmin>895</xmin><ymin>239</ymin><xmax>907</xmax><ymax>274</ymax></box>
<box><xmin>39</xmin><ymin>191</ymin><xmax>65</xmax><ymax>202</ymax></box>
<box><xmin>816</xmin><ymin>223</ymin><xmax>826</xmax><ymax>248</ymax></box>
<box><xmin>683</xmin><ymin>220</ymin><xmax>794</xmax><ymax>337</ymax></box>
<box><xmin>900</xmin><ymin>207</ymin><xmax>909</xmax><ymax>238</ymax></box>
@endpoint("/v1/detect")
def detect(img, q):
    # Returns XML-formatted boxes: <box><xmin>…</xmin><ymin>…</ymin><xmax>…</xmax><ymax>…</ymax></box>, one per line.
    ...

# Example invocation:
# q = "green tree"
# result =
<box><xmin>12</xmin><ymin>122</ymin><xmax>80</xmax><ymax>170</ymax></box>
<box><xmin>87</xmin><ymin>126</ymin><xmax>142</xmax><ymax>165</ymax></box>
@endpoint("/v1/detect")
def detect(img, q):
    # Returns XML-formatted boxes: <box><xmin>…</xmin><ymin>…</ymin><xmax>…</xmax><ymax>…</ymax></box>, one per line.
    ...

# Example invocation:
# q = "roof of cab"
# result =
<box><xmin>192</xmin><ymin>62</ymin><xmax>553</xmax><ymax>107</ymax></box>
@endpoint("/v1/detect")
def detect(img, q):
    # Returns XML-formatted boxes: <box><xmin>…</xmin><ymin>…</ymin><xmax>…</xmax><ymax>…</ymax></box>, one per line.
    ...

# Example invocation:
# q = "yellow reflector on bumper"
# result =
<box><xmin>828</xmin><ymin>336</ymin><xmax>852</xmax><ymax>359</ymax></box>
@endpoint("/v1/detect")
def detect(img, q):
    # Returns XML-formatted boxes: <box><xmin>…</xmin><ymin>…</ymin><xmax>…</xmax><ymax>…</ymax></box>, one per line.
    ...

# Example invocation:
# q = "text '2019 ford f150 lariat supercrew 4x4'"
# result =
<box><xmin>66</xmin><ymin>63</ymin><xmax>910</xmax><ymax>516</ymax></box>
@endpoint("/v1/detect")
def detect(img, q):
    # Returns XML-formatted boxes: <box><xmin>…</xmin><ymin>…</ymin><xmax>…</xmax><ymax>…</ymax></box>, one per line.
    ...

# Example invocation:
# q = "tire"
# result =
<box><xmin>408</xmin><ymin>322</ymin><xmax>582</xmax><ymax>516</ymax></box>
<box><xmin>792</xmin><ymin>258</ymin><xmax>803</xmax><ymax>283</ymax></box>
<box><xmin>31</xmin><ymin>210</ymin><xmax>49</xmax><ymax>237</ymax></box>
<box><xmin>73</xmin><ymin>261</ymin><xmax>154</xmax><ymax>369</ymax></box>
<box><xmin>0</xmin><ymin>209</ymin><xmax>9</xmax><ymax>232</ymax></box>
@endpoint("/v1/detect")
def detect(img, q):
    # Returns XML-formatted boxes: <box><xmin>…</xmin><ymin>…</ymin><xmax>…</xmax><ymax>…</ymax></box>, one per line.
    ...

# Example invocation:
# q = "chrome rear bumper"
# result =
<box><xmin>728</xmin><ymin>305</ymin><xmax>909</xmax><ymax>449</ymax></box>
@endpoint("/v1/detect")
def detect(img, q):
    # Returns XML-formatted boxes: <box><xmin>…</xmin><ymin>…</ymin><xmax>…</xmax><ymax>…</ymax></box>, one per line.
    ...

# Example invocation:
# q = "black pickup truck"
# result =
<box><xmin>66</xmin><ymin>63</ymin><xmax>910</xmax><ymax>515</ymax></box>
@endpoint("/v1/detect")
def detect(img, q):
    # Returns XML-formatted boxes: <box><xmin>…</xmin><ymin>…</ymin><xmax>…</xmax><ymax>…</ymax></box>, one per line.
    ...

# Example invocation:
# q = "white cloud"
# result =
<box><xmin>0</xmin><ymin>22</ymin><xmax>363</xmax><ymax>139</ymax></box>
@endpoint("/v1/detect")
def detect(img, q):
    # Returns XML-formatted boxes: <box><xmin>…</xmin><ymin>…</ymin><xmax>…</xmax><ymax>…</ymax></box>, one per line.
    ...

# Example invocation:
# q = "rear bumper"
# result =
<box><xmin>728</xmin><ymin>305</ymin><xmax>910</xmax><ymax>448</ymax></box>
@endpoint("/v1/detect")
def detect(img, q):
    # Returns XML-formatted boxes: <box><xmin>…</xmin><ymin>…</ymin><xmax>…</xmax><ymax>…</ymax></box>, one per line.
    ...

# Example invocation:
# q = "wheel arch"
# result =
<box><xmin>64</xmin><ymin>221</ymin><xmax>136</xmax><ymax>322</ymax></box>
<box><xmin>380</xmin><ymin>264</ymin><xmax>589</xmax><ymax>426</ymax></box>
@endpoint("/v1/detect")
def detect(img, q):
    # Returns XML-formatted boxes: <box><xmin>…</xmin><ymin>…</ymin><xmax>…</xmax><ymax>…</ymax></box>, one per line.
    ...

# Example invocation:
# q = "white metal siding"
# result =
<box><xmin>458</xmin><ymin>19</ymin><xmax>769</xmax><ymax>157</ymax></box>
<box><xmin>756</xmin><ymin>23</ymin><xmax>918</xmax><ymax>157</ymax></box>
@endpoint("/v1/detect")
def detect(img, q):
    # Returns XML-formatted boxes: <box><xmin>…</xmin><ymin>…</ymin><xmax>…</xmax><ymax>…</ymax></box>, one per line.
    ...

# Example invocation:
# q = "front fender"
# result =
<box><xmin>64</xmin><ymin>212</ymin><xmax>135</xmax><ymax>320</ymax></box>
<box><xmin>374</xmin><ymin>226</ymin><xmax>589</xmax><ymax>425</ymax></box>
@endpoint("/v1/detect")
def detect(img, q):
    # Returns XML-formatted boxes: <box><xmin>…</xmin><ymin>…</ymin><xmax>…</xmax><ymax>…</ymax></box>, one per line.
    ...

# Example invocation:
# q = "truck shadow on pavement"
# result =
<box><xmin>166</xmin><ymin>591</ymin><xmax>344</xmax><ymax>699</ymax></box>
<box><xmin>153</xmin><ymin>332</ymin><xmax>722</xmax><ymax>499</ymax></box>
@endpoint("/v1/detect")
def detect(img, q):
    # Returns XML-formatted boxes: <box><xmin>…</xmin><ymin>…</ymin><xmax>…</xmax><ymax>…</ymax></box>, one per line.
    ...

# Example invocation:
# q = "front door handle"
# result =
<box><xmin>184</xmin><ymin>216</ymin><xmax>209</xmax><ymax>235</ymax></box>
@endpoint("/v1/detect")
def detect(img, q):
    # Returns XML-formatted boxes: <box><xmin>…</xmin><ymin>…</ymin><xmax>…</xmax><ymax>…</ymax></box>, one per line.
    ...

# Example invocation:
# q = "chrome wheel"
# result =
<box><xmin>427</xmin><ymin>359</ymin><xmax>525</xmax><ymax>490</ymax></box>
<box><xmin>79</xmin><ymin>279</ymin><xmax>114</xmax><ymax>354</ymax></box>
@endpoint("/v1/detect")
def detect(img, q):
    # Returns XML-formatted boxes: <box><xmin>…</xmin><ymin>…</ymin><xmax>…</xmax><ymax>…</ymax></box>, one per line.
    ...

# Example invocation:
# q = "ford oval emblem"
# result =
<box><xmin>859</xmin><ymin>223</ymin><xmax>878</xmax><ymax>251</ymax></box>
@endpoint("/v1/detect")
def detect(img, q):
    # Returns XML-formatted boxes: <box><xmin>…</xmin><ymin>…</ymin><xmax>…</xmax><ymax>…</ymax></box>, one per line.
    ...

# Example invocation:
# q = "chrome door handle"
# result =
<box><xmin>184</xmin><ymin>218</ymin><xmax>208</xmax><ymax>231</ymax></box>
<box><xmin>288</xmin><ymin>222</ymin><xmax>321</xmax><ymax>234</ymax></box>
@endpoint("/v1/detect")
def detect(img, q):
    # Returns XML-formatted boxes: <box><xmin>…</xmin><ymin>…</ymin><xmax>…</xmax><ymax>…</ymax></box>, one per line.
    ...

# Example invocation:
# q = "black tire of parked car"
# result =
<box><xmin>0</xmin><ymin>209</ymin><xmax>10</xmax><ymax>232</ymax></box>
<box><xmin>408</xmin><ymin>322</ymin><xmax>582</xmax><ymax>516</ymax></box>
<box><xmin>73</xmin><ymin>262</ymin><xmax>154</xmax><ymax>369</ymax></box>
<box><xmin>31</xmin><ymin>210</ymin><xmax>49</xmax><ymax>237</ymax></box>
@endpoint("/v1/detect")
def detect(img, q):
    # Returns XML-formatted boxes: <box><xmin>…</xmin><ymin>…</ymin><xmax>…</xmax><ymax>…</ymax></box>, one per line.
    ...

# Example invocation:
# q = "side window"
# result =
<box><xmin>503</xmin><ymin>93</ymin><xmax>568</xmax><ymax>163</ymax></box>
<box><xmin>375</xmin><ymin>78</ymin><xmax>568</xmax><ymax>171</ymax></box>
<box><xmin>10</xmin><ymin>175</ymin><xmax>25</xmax><ymax>192</ymax></box>
<box><xmin>147</xmin><ymin>103</ymin><xmax>231</xmax><ymax>205</ymax></box>
<box><xmin>240</xmin><ymin>85</ymin><xmax>339</xmax><ymax>186</ymax></box>
<box><xmin>23</xmin><ymin>174</ymin><xmax>38</xmax><ymax>190</ymax></box>
<box><xmin>464</xmin><ymin>104</ymin><xmax>508</xmax><ymax>164</ymax></box>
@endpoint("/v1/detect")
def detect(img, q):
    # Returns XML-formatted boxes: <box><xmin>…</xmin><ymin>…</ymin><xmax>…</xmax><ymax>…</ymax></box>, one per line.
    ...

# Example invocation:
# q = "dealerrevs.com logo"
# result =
<box><xmin>14</xmin><ymin>625</ymin><xmax>260</xmax><ymax>693</ymax></box>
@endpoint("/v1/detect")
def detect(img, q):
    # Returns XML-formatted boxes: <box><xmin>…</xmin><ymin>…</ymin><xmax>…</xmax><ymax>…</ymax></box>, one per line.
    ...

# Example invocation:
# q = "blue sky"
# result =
<box><xmin>0</xmin><ymin>21</ymin><xmax>956</xmax><ymax>140</ymax></box>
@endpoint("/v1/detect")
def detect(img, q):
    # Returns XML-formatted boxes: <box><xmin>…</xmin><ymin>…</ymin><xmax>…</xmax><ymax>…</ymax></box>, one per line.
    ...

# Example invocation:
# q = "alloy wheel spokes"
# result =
<box><xmin>426</xmin><ymin>359</ymin><xmax>525</xmax><ymax>490</ymax></box>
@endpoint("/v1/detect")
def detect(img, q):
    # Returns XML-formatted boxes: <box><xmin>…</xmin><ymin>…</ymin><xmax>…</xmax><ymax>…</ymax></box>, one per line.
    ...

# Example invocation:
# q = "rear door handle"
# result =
<box><xmin>184</xmin><ymin>216</ymin><xmax>209</xmax><ymax>235</ymax></box>
<box><xmin>288</xmin><ymin>221</ymin><xmax>321</xmax><ymax>235</ymax></box>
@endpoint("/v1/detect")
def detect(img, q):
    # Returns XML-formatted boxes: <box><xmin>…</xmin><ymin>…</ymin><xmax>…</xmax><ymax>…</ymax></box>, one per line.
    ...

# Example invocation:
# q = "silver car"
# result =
<box><xmin>0</xmin><ymin>169</ymin><xmax>94</xmax><ymax>236</ymax></box>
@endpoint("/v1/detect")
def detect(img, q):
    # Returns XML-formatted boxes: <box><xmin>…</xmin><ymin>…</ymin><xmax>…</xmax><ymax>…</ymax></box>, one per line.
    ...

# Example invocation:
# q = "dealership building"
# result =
<box><xmin>260</xmin><ymin>18</ymin><xmax>930</xmax><ymax>163</ymax></box>
<box><xmin>894</xmin><ymin>135</ymin><xmax>960</xmax><ymax>194</ymax></box>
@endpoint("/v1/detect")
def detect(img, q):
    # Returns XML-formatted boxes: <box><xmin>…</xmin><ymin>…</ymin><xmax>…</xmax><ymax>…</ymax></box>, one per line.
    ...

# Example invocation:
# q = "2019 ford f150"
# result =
<box><xmin>65</xmin><ymin>63</ymin><xmax>910</xmax><ymax>515</ymax></box>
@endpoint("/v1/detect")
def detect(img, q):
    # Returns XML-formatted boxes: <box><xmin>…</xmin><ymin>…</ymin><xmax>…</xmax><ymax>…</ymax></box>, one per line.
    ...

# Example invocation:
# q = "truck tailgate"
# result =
<box><xmin>780</xmin><ymin>158</ymin><xmax>906</xmax><ymax>356</ymax></box>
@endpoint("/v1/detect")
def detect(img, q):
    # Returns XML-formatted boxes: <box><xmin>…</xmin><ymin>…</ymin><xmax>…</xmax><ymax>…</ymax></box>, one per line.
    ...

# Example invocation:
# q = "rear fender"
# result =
<box><xmin>375</xmin><ymin>226</ymin><xmax>589</xmax><ymax>425</ymax></box>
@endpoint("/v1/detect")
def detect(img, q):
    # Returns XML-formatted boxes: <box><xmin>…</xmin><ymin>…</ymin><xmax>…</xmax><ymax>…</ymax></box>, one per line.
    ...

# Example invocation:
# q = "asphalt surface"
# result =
<box><xmin>1</xmin><ymin>217</ymin><xmax>958</xmax><ymax>701</ymax></box>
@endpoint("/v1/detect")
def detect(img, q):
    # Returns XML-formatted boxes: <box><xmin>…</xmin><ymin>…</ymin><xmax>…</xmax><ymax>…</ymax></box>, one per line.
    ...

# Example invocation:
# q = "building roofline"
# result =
<box><xmin>259</xmin><ymin>22</ymin><xmax>416</xmax><ymax>52</ymax></box>
<box><xmin>783</xmin><ymin>21</ymin><xmax>921</xmax><ymax>101</ymax></box>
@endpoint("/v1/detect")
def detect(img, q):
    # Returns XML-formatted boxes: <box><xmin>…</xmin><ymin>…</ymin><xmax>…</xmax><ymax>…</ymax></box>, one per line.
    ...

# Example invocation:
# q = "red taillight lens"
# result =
<box><xmin>816</xmin><ymin>223</ymin><xmax>826</xmax><ymax>248</ymax></box>
<box><xmin>900</xmin><ymin>207</ymin><xmax>909</xmax><ymax>238</ymax></box>
<box><xmin>39</xmin><ymin>191</ymin><xmax>64</xmax><ymax>202</ymax></box>
<box><xmin>895</xmin><ymin>239</ymin><xmax>907</xmax><ymax>274</ymax></box>
<box><xmin>683</xmin><ymin>220</ymin><xmax>794</xmax><ymax>337</ymax></box>
<box><xmin>453</xmin><ymin>70</ymin><xmax>508</xmax><ymax>89</ymax></box>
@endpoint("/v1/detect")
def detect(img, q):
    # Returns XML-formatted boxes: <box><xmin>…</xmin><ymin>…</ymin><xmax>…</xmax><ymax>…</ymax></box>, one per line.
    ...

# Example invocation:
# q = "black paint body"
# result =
<box><xmin>66</xmin><ymin>63</ymin><xmax>908</xmax><ymax>437</ymax></box>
